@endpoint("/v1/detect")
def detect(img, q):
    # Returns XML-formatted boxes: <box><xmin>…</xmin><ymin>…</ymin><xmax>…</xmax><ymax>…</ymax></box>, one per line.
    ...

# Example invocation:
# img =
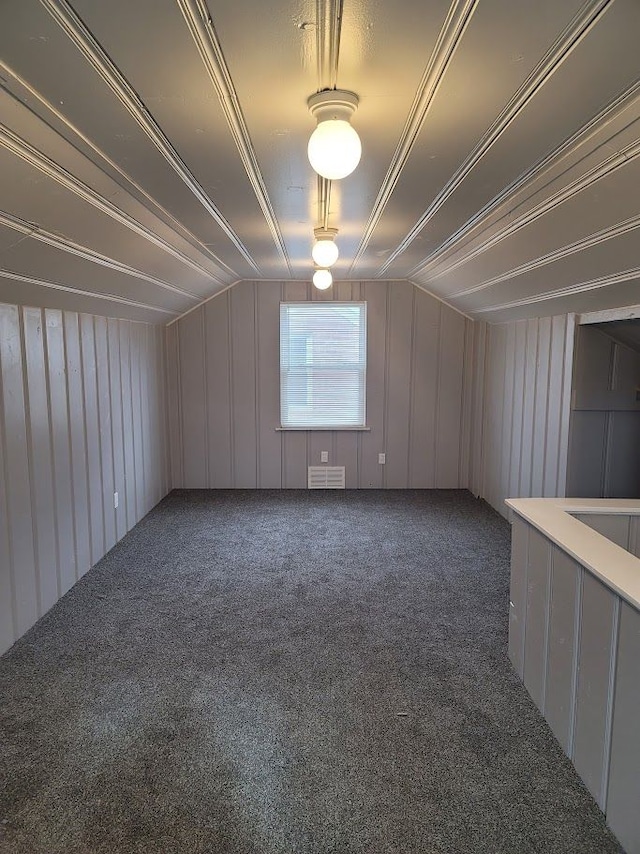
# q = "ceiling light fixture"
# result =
<box><xmin>312</xmin><ymin>227</ymin><xmax>339</xmax><ymax>267</ymax></box>
<box><xmin>312</xmin><ymin>268</ymin><xmax>333</xmax><ymax>290</ymax></box>
<box><xmin>307</xmin><ymin>90</ymin><xmax>361</xmax><ymax>180</ymax></box>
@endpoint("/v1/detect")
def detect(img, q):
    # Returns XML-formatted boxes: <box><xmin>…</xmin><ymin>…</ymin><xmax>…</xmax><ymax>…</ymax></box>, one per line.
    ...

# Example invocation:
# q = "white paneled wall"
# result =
<box><xmin>473</xmin><ymin>314</ymin><xmax>575</xmax><ymax>516</ymax></box>
<box><xmin>167</xmin><ymin>281</ymin><xmax>474</xmax><ymax>489</ymax></box>
<box><xmin>0</xmin><ymin>303</ymin><xmax>169</xmax><ymax>655</ymax></box>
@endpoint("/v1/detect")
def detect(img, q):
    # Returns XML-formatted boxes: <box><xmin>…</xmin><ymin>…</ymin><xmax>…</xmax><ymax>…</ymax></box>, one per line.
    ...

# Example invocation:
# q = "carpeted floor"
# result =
<box><xmin>0</xmin><ymin>490</ymin><xmax>624</xmax><ymax>853</ymax></box>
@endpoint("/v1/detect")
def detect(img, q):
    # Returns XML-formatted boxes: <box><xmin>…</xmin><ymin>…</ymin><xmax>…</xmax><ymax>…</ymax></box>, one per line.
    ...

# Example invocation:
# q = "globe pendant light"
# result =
<box><xmin>312</xmin><ymin>268</ymin><xmax>333</xmax><ymax>290</ymax></box>
<box><xmin>312</xmin><ymin>227</ymin><xmax>339</xmax><ymax>268</ymax></box>
<box><xmin>308</xmin><ymin>90</ymin><xmax>361</xmax><ymax>180</ymax></box>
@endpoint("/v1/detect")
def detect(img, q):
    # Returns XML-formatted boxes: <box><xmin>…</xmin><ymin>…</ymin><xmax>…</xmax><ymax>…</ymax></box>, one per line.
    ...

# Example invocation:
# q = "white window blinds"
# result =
<box><xmin>280</xmin><ymin>302</ymin><xmax>367</xmax><ymax>428</ymax></box>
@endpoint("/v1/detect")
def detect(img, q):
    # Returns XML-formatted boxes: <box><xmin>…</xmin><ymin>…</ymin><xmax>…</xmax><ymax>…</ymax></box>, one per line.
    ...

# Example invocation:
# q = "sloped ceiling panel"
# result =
<box><xmin>0</xmin><ymin>0</ymin><xmax>638</xmax><ymax>323</ymax></box>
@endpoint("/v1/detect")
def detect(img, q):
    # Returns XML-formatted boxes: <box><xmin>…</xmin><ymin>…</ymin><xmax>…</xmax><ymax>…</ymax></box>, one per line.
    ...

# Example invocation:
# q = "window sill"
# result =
<box><xmin>276</xmin><ymin>426</ymin><xmax>371</xmax><ymax>431</ymax></box>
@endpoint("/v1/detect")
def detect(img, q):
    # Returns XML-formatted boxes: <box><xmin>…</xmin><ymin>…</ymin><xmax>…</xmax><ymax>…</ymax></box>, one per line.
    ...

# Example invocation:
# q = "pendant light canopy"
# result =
<box><xmin>307</xmin><ymin>90</ymin><xmax>361</xmax><ymax>180</ymax></box>
<box><xmin>312</xmin><ymin>227</ymin><xmax>339</xmax><ymax>267</ymax></box>
<box><xmin>312</xmin><ymin>268</ymin><xmax>333</xmax><ymax>290</ymax></box>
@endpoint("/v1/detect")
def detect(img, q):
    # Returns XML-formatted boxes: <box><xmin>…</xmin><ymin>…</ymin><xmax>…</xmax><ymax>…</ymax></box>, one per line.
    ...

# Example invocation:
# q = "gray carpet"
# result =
<box><xmin>0</xmin><ymin>490</ymin><xmax>624</xmax><ymax>854</ymax></box>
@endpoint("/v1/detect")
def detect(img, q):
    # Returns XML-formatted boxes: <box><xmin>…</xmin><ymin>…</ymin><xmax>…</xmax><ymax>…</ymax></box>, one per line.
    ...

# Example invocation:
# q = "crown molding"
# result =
<box><xmin>411</xmin><ymin>80</ymin><xmax>640</xmax><ymax>279</ymax></box>
<box><xmin>0</xmin><ymin>210</ymin><xmax>201</xmax><ymax>304</ymax></box>
<box><xmin>473</xmin><ymin>267</ymin><xmax>640</xmax><ymax>315</ymax></box>
<box><xmin>0</xmin><ymin>59</ymin><xmax>238</xmax><ymax>281</ymax></box>
<box><xmin>375</xmin><ymin>0</ymin><xmax>613</xmax><ymax>277</ymax></box>
<box><xmin>176</xmin><ymin>0</ymin><xmax>291</xmax><ymax>274</ymax></box>
<box><xmin>349</xmin><ymin>0</ymin><xmax>479</xmax><ymax>273</ymax></box>
<box><xmin>0</xmin><ymin>268</ymin><xmax>178</xmax><ymax>316</ymax></box>
<box><xmin>447</xmin><ymin>213</ymin><xmax>640</xmax><ymax>299</ymax></box>
<box><xmin>39</xmin><ymin>0</ymin><xmax>261</xmax><ymax>275</ymax></box>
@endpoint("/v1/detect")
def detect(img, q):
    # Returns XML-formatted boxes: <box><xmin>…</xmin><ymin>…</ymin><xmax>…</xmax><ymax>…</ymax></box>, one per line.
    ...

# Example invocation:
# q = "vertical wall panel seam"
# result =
<box><xmin>557</xmin><ymin>314</ymin><xmax>575</xmax><ymax>497</ymax></box>
<box><xmin>433</xmin><ymin>303</ymin><xmax>443</xmax><ymax>486</ymax></box>
<box><xmin>602</xmin><ymin>411</ymin><xmax>614</xmax><ymax>498</ymax></box>
<box><xmin>601</xmin><ymin>596</ymin><xmax>621</xmax><ymax>814</ymax></box>
<box><xmin>201</xmin><ymin>308</ymin><xmax>210</xmax><ymax>487</ymax></box>
<box><xmin>41</xmin><ymin>311</ymin><xmax>63</xmax><ymax>598</ymax></box>
<box><xmin>407</xmin><ymin>285</ymin><xmax>417</xmax><ymax>487</ymax></box>
<box><xmin>382</xmin><ymin>283</ymin><xmax>391</xmax><ymax>488</ymax></box>
<box><xmin>540</xmin><ymin>321</ymin><xmax>552</xmax><ymax>498</ymax></box>
<box><xmin>91</xmin><ymin>316</ymin><xmax>106</xmax><ymax>555</ymax></box>
<box><xmin>139</xmin><ymin>327</ymin><xmax>148</xmax><ymax>511</ymax></box>
<box><xmin>523</xmin><ymin>320</ymin><xmax>540</xmax><ymax>496</ymax></box>
<box><xmin>519</xmin><ymin>523</ymin><xmax>530</xmax><ymax>680</ymax></box>
<box><xmin>253</xmin><ymin>282</ymin><xmax>260</xmax><ymax>487</ymax></box>
<box><xmin>160</xmin><ymin>327</ymin><xmax>170</xmax><ymax>494</ymax></box>
<box><xmin>78</xmin><ymin>316</ymin><xmax>94</xmax><ymax>562</ymax></box>
<box><xmin>356</xmin><ymin>281</ymin><xmax>363</xmax><ymax>487</ymax></box>
<box><xmin>478</xmin><ymin>323</ymin><xmax>489</xmax><ymax>499</ymax></box>
<box><xmin>541</xmin><ymin>544</ymin><xmax>553</xmax><ymax>715</ymax></box>
<box><xmin>0</xmin><ymin>333</ymin><xmax>17</xmax><ymax>644</ymax></box>
<box><xmin>117</xmin><ymin>322</ymin><xmax>130</xmax><ymax>523</ymax></box>
<box><xmin>227</xmin><ymin>296</ymin><xmax>236</xmax><ymax>488</ymax></box>
<box><xmin>62</xmin><ymin>315</ymin><xmax>80</xmax><ymax>581</ymax></box>
<box><xmin>127</xmin><ymin>324</ymin><xmax>139</xmax><ymax>519</ymax></box>
<box><xmin>175</xmin><ymin>322</ymin><xmax>184</xmax><ymax>488</ymax></box>
<box><xmin>104</xmin><ymin>320</ymin><xmax>117</xmax><ymax>539</ymax></box>
<box><xmin>568</xmin><ymin>566</ymin><xmax>584</xmax><ymax>758</ymax></box>
<box><xmin>19</xmin><ymin>307</ymin><xmax>44</xmax><ymax>615</ymax></box>
<box><xmin>516</xmin><ymin>324</ymin><xmax>528</xmax><ymax>497</ymax></box>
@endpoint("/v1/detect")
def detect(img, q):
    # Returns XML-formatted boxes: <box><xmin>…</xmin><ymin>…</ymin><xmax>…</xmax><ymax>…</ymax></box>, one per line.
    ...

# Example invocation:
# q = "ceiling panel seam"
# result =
<box><xmin>347</xmin><ymin>0</ymin><xmax>479</xmax><ymax>274</ymax></box>
<box><xmin>374</xmin><ymin>0</ymin><xmax>614</xmax><ymax>278</ymax></box>
<box><xmin>0</xmin><ymin>269</ymin><xmax>179</xmax><ymax>316</ymax></box>
<box><xmin>176</xmin><ymin>0</ymin><xmax>291</xmax><ymax>274</ymax></box>
<box><xmin>448</xmin><ymin>214</ymin><xmax>640</xmax><ymax>299</ymax></box>
<box><xmin>0</xmin><ymin>60</ymin><xmax>237</xmax><ymax>281</ymax></box>
<box><xmin>420</xmin><ymin>137</ymin><xmax>640</xmax><ymax>285</ymax></box>
<box><xmin>0</xmin><ymin>123</ymin><xmax>221</xmax><ymax>282</ymax></box>
<box><xmin>474</xmin><ymin>267</ymin><xmax>640</xmax><ymax>314</ymax></box>
<box><xmin>39</xmin><ymin>0</ymin><xmax>261</xmax><ymax>276</ymax></box>
<box><xmin>0</xmin><ymin>211</ymin><xmax>202</xmax><ymax>303</ymax></box>
<box><xmin>410</xmin><ymin>80</ymin><xmax>640</xmax><ymax>279</ymax></box>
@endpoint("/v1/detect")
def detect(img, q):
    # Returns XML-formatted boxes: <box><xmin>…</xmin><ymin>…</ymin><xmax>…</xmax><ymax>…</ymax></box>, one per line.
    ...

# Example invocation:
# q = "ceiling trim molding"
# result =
<box><xmin>0</xmin><ymin>123</ymin><xmax>221</xmax><ymax>282</ymax></box>
<box><xmin>0</xmin><ymin>60</ymin><xmax>238</xmax><ymax>281</ymax></box>
<box><xmin>0</xmin><ymin>210</ymin><xmax>201</xmax><ymax>303</ymax></box>
<box><xmin>473</xmin><ymin>267</ymin><xmax>640</xmax><ymax>314</ymax></box>
<box><xmin>410</xmin><ymin>80</ymin><xmax>640</xmax><ymax>279</ymax></box>
<box><xmin>348</xmin><ymin>0</ymin><xmax>479</xmax><ymax>273</ymax></box>
<box><xmin>316</xmin><ymin>0</ymin><xmax>342</xmax><ymax>90</ymax></box>
<box><xmin>39</xmin><ymin>0</ymin><xmax>261</xmax><ymax>276</ymax></box>
<box><xmin>448</xmin><ymin>213</ymin><xmax>640</xmax><ymax>299</ymax></box>
<box><xmin>421</xmin><ymin>136</ymin><xmax>640</xmax><ymax>285</ymax></box>
<box><xmin>177</xmin><ymin>0</ymin><xmax>292</xmax><ymax>274</ymax></box>
<box><xmin>166</xmin><ymin>279</ymin><xmax>242</xmax><ymax>327</ymax></box>
<box><xmin>0</xmin><ymin>268</ymin><xmax>178</xmax><ymax>316</ymax></box>
<box><xmin>407</xmin><ymin>280</ymin><xmax>473</xmax><ymax>321</ymax></box>
<box><xmin>375</xmin><ymin>0</ymin><xmax>613</xmax><ymax>277</ymax></box>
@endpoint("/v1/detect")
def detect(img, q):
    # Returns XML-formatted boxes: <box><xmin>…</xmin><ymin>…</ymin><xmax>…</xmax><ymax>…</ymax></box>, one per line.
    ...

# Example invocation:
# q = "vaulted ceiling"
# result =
<box><xmin>0</xmin><ymin>0</ymin><xmax>639</xmax><ymax>324</ymax></box>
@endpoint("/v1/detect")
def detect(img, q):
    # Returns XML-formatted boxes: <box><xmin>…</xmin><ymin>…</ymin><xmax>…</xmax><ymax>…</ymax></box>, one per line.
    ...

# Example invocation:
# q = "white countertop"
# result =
<box><xmin>505</xmin><ymin>498</ymin><xmax>640</xmax><ymax>610</ymax></box>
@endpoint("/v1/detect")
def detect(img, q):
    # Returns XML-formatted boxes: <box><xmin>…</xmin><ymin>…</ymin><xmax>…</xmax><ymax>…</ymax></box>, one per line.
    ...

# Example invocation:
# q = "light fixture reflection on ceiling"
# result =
<box><xmin>307</xmin><ymin>90</ymin><xmax>361</xmax><ymax>180</ymax></box>
<box><xmin>312</xmin><ymin>268</ymin><xmax>333</xmax><ymax>290</ymax></box>
<box><xmin>312</xmin><ymin>227</ymin><xmax>339</xmax><ymax>267</ymax></box>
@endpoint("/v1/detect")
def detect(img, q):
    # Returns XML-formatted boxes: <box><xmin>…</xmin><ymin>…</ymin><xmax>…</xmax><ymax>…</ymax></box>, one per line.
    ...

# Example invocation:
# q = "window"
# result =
<box><xmin>280</xmin><ymin>302</ymin><xmax>366</xmax><ymax>428</ymax></box>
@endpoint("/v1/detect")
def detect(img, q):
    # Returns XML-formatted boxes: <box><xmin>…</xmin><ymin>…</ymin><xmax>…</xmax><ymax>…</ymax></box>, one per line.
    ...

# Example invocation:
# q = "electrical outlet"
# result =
<box><xmin>114</xmin><ymin>491</ymin><xmax>119</xmax><ymax>509</ymax></box>
<box><xmin>320</xmin><ymin>451</ymin><xmax>329</xmax><ymax>463</ymax></box>
<box><xmin>378</xmin><ymin>453</ymin><xmax>386</xmax><ymax>464</ymax></box>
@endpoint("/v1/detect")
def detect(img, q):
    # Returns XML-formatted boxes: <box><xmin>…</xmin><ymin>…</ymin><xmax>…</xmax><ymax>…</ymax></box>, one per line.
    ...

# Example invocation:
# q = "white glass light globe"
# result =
<box><xmin>312</xmin><ymin>269</ymin><xmax>333</xmax><ymax>290</ymax></box>
<box><xmin>308</xmin><ymin>120</ymin><xmax>362</xmax><ymax>180</ymax></box>
<box><xmin>312</xmin><ymin>238</ymin><xmax>339</xmax><ymax>267</ymax></box>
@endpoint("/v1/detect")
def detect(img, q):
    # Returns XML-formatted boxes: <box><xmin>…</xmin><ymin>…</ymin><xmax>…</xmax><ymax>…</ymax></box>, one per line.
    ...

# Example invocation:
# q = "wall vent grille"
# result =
<box><xmin>308</xmin><ymin>466</ymin><xmax>345</xmax><ymax>489</ymax></box>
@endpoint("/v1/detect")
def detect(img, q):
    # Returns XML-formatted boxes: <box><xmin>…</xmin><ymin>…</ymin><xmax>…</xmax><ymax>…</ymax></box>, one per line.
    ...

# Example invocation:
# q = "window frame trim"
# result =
<box><xmin>279</xmin><ymin>300</ymin><xmax>368</xmax><ymax>431</ymax></box>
